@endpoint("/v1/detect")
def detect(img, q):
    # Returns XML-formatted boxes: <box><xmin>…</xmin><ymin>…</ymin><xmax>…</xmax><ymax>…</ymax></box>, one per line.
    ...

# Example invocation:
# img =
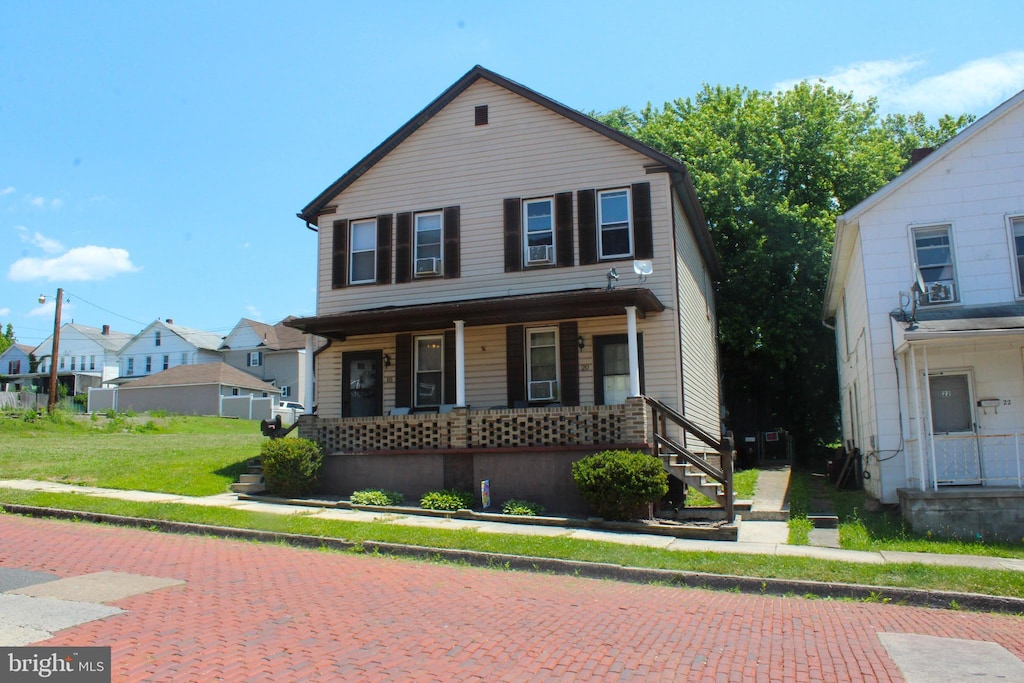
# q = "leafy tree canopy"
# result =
<box><xmin>0</xmin><ymin>323</ymin><xmax>15</xmax><ymax>355</ymax></box>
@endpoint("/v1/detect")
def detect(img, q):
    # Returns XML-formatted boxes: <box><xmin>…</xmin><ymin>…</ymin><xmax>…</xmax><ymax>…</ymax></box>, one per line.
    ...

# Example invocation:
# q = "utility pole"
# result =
<box><xmin>45</xmin><ymin>287</ymin><xmax>64</xmax><ymax>413</ymax></box>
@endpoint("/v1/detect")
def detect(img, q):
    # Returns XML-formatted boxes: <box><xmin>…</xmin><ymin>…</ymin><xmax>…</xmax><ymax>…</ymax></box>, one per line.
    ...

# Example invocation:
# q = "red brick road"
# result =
<box><xmin>2</xmin><ymin>515</ymin><xmax>1022</xmax><ymax>681</ymax></box>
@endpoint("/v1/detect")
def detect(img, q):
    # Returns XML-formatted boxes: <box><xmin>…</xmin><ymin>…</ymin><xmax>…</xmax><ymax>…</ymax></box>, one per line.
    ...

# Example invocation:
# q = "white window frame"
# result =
<box><xmin>127</xmin><ymin>357</ymin><xmax>134</xmax><ymax>375</ymax></box>
<box><xmin>281</xmin><ymin>385</ymin><xmax>291</xmax><ymax>398</ymax></box>
<box><xmin>145</xmin><ymin>356</ymin><xmax>152</xmax><ymax>373</ymax></box>
<box><xmin>1007</xmin><ymin>214</ymin><xmax>1024</xmax><ymax>298</ymax></box>
<box><xmin>414</xmin><ymin>334</ymin><xmax>443</xmax><ymax>408</ymax></box>
<box><xmin>247</xmin><ymin>351</ymin><xmax>262</xmax><ymax>367</ymax></box>
<box><xmin>526</xmin><ymin>326</ymin><xmax>560</xmax><ymax>402</ymax></box>
<box><xmin>89</xmin><ymin>355</ymin><xmax>96</xmax><ymax>370</ymax></box>
<box><xmin>414</xmin><ymin>211</ymin><xmax>443</xmax><ymax>278</ymax></box>
<box><xmin>162</xmin><ymin>355</ymin><xmax>170</xmax><ymax>371</ymax></box>
<box><xmin>523</xmin><ymin>197</ymin><xmax>555</xmax><ymax>266</ymax></box>
<box><xmin>598</xmin><ymin>188</ymin><xmax>633</xmax><ymax>260</ymax></box>
<box><xmin>349</xmin><ymin>218</ymin><xmax>377</xmax><ymax>285</ymax></box>
<box><xmin>155</xmin><ymin>330</ymin><xmax>161</xmax><ymax>347</ymax></box>
<box><xmin>231</xmin><ymin>387</ymin><xmax>240</xmax><ymax>396</ymax></box>
<box><xmin>911</xmin><ymin>224</ymin><xmax>959</xmax><ymax>305</ymax></box>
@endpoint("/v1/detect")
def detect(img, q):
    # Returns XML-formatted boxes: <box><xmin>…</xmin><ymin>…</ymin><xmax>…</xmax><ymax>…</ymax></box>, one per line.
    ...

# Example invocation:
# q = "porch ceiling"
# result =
<box><xmin>285</xmin><ymin>287</ymin><xmax>665</xmax><ymax>340</ymax></box>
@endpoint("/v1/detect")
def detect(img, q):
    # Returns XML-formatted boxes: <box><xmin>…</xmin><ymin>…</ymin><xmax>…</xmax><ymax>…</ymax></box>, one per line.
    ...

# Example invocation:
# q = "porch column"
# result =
<box><xmin>303</xmin><ymin>334</ymin><xmax>315</xmax><ymax>415</ymax></box>
<box><xmin>625</xmin><ymin>305</ymin><xmax>641</xmax><ymax>397</ymax></box>
<box><xmin>454</xmin><ymin>319</ymin><xmax>466</xmax><ymax>407</ymax></box>
<box><xmin>908</xmin><ymin>347</ymin><xmax>927</xmax><ymax>492</ymax></box>
<box><xmin>922</xmin><ymin>346</ymin><xmax>938</xmax><ymax>491</ymax></box>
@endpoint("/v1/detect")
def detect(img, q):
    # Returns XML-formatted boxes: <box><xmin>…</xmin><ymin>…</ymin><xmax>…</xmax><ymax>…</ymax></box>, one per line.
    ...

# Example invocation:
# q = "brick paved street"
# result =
<box><xmin>2</xmin><ymin>514</ymin><xmax>1022</xmax><ymax>681</ymax></box>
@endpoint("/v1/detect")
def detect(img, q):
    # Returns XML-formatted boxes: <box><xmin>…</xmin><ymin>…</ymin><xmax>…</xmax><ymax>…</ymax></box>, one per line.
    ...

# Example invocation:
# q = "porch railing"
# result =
<box><xmin>905</xmin><ymin>433</ymin><xmax>1024</xmax><ymax>490</ymax></box>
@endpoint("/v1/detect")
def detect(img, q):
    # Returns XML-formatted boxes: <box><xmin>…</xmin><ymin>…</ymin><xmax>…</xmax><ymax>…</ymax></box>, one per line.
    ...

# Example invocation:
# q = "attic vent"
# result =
<box><xmin>475</xmin><ymin>105</ymin><xmax>488</xmax><ymax>126</ymax></box>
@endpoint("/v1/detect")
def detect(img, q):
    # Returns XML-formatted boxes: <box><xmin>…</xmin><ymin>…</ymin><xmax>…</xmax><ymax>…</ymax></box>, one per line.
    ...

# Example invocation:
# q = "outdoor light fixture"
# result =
<box><xmin>578</xmin><ymin>336</ymin><xmax>585</xmax><ymax>351</ymax></box>
<box><xmin>383</xmin><ymin>353</ymin><xmax>391</xmax><ymax>367</ymax></box>
<box><xmin>606</xmin><ymin>267</ymin><xmax>619</xmax><ymax>291</ymax></box>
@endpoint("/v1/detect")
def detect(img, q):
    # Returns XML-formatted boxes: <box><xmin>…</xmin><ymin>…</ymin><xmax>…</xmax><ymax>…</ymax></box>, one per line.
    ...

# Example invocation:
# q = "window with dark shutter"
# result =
<box><xmin>555</xmin><ymin>192</ymin><xmax>574</xmax><ymax>267</ymax></box>
<box><xmin>395</xmin><ymin>212</ymin><xmax>412</xmax><ymax>283</ymax></box>
<box><xmin>503</xmin><ymin>198</ymin><xmax>522</xmax><ymax>272</ymax></box>
<box><xmin>395</xmin><ymin>333</ymin><xmax>412</xmax><ymax>408</ymax></box>
<box><xmin>443</xmin><ymin>206</ymin><xmax>460</xmax><ymax>279</ymax></box>
<box><xmin>505</xmin><ymin>325</ymin><xmax>526</xmax><ymax>407</ymax></box>
<box><xmin>376</xmin><ymin>214</ymin><xmax>393</xmax><ymax>285</ymax></box>
<box><xmin>577</xmin><ymin>190</ymin><xmax>597</xmax><ymax>265</ymax></box>
<box><xmin>332</xmin><ymin>219</ymin><xmax>349</xmax><ymax>289</ymax></box>
<box><xmin>558</xmin><ymin>321</ymin><xmax>580</xmax><ymax>405</ymax></box>
<box><xmin>631</xmin><ymin>182</ymin><xmax>653</xmax><ymax>259</ymax></box>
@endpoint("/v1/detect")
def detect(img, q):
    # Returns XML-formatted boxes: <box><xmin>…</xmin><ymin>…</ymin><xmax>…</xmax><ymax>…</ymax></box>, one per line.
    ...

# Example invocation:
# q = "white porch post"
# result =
<box><xmin>625</xmin><ymin>305</ymin><xmax>641</xmax><ymax>397</ymax></box>
<box><xmin>304</xmin><ymin>334</ymin><xmax>315</xmax><ymax>415</ymax></box>
<box><xmin>908</xmin><ymin>346</ymin><xmax>927</xmax><ymax>492</ymax></box>
<box><xmin>922</xmin><ymin>346</ymin><xmax>938</xmax><ymax>491</ymax></box>
<box><xmin>454</xmin><ymin>320</ymin><xmax>466</xmax><ymax>407</ymax></box>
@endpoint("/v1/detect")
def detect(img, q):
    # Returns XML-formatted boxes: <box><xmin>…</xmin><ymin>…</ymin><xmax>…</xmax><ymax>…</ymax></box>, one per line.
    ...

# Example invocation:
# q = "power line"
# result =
<box><xmin>64</xmin><ymin>290</ymin><xmax>149</xmax><ymax>327</ymax></box>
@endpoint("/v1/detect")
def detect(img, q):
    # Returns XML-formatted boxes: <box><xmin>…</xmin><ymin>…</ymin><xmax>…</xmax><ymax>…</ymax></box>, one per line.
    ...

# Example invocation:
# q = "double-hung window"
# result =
<box><xmin>155</xmin><ymin>331</ymin><xmax>161</xmax><ymax>347</ymax></box>
<box><xmin>145</xmin><ymin>356</ymin><xmax>152</xmax><ymax>373</ymax></box>
<box><xmin>414</xmin><ymin>212</ymin><xmax>442</xmax><ymax>277</ymax></box>
<box><xmin>414</xmin><ymin>335</ymin><xmax>443</xmax><ymax>408</ymax></box>
<box><xmin>247</xmin><ymin>351</ymin><xmax>262</xmax><ymax>367</ymax></box>
<box><xmin>162</xmin><ymin>355</ymin><xmax>169</xmax><ymax>370</ymax></box>
<box><xmin>523</xmin><ymin>198</ymin><xmax>555</xmax><ymax>265</ymax></box>
<box><xmin>349</xmin><ymin>219</ymin><xmax>377</xmax><ymax>285</ymax></box>
<box><xmin>1011</xmin><ymin>216</ymin><xmax>1024</xmax><ymax>296</ymax></box>
<box><xmin>527</xmin><ymin>327</ymin><xmax>559</xmax><ymax>402</ymax></box>
<box><xmin>913</xmin><ymin>225</ymin><xmax>958</xmax><ymax>304</ymax></box>
<box><xmin>598</xmin><ymin>189</ymin><xmax>632</xmax><ymax>259</ymax></box>
<box><xmin>127</xmin><ymin>358</ymin><xmax>134</xmax><ymax>375</ymax></box>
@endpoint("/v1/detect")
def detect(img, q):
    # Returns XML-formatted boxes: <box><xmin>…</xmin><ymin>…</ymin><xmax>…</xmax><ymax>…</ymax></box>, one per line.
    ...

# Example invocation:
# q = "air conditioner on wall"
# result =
<box><xmin>529</xmin><ymin>380</ymin><xmax>557</xmax><ymax>401</ymax></box>
<box><xmin>415</xmin><ymin>257</ymin><xmax>440</xmax><ymax>275</ymax></box>
<box><xmin>926</xmin><ymin>280</ymin><xmax>955</xmax><ymax>304</ymax></box>
<box><xmin>527</xmin><ymin>244</ymin><xmax>554</xmax><ymax>264</ymax></box>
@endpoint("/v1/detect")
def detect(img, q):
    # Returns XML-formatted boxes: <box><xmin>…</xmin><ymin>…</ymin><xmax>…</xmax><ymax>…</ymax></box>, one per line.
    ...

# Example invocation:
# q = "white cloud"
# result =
<box><xmin>245</xmin><ymin>305</ymin><xmax>262</xmax><ymax>319</ymax></box>
<box><xmin>15</xmin><ymin>226</ymin><xmax>65</xmax><ymax>255</ymax></box>
<box><xmin>8</xmin><ymin>246</ymin><xmax>140</xmax><ymax>282</ymax></box>
<box><xmin>0</xmin><ymin>307</ymin><xmax>10</xmax><ymax>317</ymax></box>
<box><xmin>25</xmin><ymin>194</ymin><xmax>63</xmax><ymax>209</ymax></box>
<box><xmin>0</xmin><ymin>187</ymin><xmax>14</xmax><ymax>196</ymax></box>
<box><xmin>776</xmin><ymin>51</ymin><xmax>1024</xmax><ymax>118</ymax></box>
<box><xmin>27</xmin><ymin>301</ymin><xmax>55</xmax><ymax>318</ymax></box>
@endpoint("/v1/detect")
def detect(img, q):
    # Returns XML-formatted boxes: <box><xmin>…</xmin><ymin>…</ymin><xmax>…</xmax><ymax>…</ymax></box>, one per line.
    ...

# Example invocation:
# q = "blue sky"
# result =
<box><xmin>4</xmin><ymin>1</ymin><xmax>1024</xmax><ymax>347</ymax></box>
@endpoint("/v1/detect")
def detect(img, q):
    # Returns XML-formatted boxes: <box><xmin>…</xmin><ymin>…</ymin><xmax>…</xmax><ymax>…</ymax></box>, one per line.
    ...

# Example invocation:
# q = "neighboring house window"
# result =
<box><xmin>71</xmin><ymin>357</ymin><xmax>76</xmax><ymax>371</ymax></box>
<box><xmin>60</xmin><ymin>357</ymin><xmax>66</xmax><ymax>370</ymax></box>
<box><xmin>127</xmin><ymin>358</ymin><xmax>134</xmax><ymax>375</ymax></box>
<box><xmin>155</xmin><ymin>331</ymin><xmax>161</xmax><ymax>346</ymax></box>
<box><xmin>349</xmin><ymin>219</ymin><xmax>377</xmax><ymax>285</ymax></box>
<box><xmin>89</xmin><ymin>356</ymin><xmax>96</xmax><ymax>370</ymax></box>
<box><xmin>281</xmin><ymin>386</ymin><xmax>291</xmax><ymax>398</ymax></box>
<box><xmin>523</xmin><ymin>198</ymin><xmax>555</xmax><ymax>265</ymax></box>
<box><xmin>913</xmin><ymin>225</ymin><xmax>958</xmax><ymax>304</ymax></box>
<box><xmin>231</xmin><ymin>387</ymin><xmax>240</xmax><ymax>396</ymax></box>
<box><xmin>414</xmin><ymin>211</ymin><xmax>443</xmax><ymax>277</ymax></box>
<box><xmin>598</xmin><ymin>189</ymin><xmax>632</xmax><ymax>259</ymax></box>
<box><xmin>247</xmin><ymin>351</ymin><xmax>262</xmax><ymax>367</ymax></box>
<box><xmin>414</xmin><ymin>335</ymin><xmax>443</xmax><ymax>407</ymax></box>
<box><xmin>181</xmin><ymin>353</ymin><xmax>188</xmax><ymax>365</ymax></box>
<box><xmin>163</xmin><ymin>355</ymin><xmax>169</xmax><ymax>370</ymax></box>
<box><xmin>8</xmin><ymin>360</ymin><xmax>20</xmax><ymax>374</ymax></box>
<box><xmin>145</xmin><ymin>356</ymin><xmax>152</xmax><ymax>373</ymax></box>
<box><xmin>1011</xmin><ymin>216</ymin><xmax>1024</xmax><ymax>296</ymax></box>
<box><xmin>527</xmin><ymin>327</ymin><xmax>559</xmax><ymax>402</ymax></box>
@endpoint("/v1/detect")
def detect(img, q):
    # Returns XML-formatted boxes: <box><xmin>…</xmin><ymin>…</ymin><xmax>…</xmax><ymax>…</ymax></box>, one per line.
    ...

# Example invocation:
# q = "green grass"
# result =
<box><xmin>685</xmin><ymin>467</ymin><xmax>759</xmax><ymax>507</ymax></box>
<box><xmin>0</xmin><ymin>411</ymin><xmax>262</xmax><ymax>496</ymax></box>
<box><xmin>2</xmin><ymin>486</ymin><xmax>1023</xmax><ymax>600</ymax></box>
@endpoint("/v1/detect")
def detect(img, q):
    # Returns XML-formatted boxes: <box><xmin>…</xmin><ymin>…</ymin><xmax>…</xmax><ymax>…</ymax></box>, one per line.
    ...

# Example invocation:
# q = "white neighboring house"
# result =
<box><xmin>0</xmin><ymin>343</ymin><xmax>36</xmax><ymax>391</ymax></box>
<box><xmin>34</xmin><ymin>323</ymin><xmax>133</xmax><ymax>388</ymax></box>
<box><xmin>823</xmin><ymin>89</ymin><xmax>1024</xmax><ymax>540</ymax></box>
<box><xmin>219</xmin><ymin>317</ymin><xmax>314</xmax><ymax>405</ymax></box>
<box><xmin>116</xmin><ymin>319</ymin><xmax>224</xmax><ymax>382</ymax></box>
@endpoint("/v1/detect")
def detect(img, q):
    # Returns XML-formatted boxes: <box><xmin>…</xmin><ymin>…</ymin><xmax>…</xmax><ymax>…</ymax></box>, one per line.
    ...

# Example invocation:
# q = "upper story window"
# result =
<box><xmin>155</xmin><ymin>331</ymin><xmax>161</xmax><ymax>347</ymax></box>
<box><xmin>162</xmin><ymin>355</ymin><xmax>170</xmax><ymax>370</ymax></box>
<box><xmin>414</xmin><ymin>212</ymin><xmax>443</xmax><ymax>277</ymax></box>
<box><xmin>127</xmin><ymin>357</ymin><xmax>134</xmax><ymax>375</ymax></box>
<box><xmin>89</xmin><ymin>355</ymin><xmax>96</xmax><ymax>370</ymax></box>
<box><xmin>527</xmin><ymin>327</ymin><xmax>559</xmax><ymax>402</ymax></box>
<box><xmin>1010</xmin><ymin>216</ymin><xmax>1024</xmax><ymax>296</ymax></box>
<box><xmin>414</xmin><ymin>335</ymin><xmax>443</xmax><ymax>408</ymax></box>
<box><xmin>145</xmin><ymin>356</ymin><xmax>152</xmax><ymax>373</ymax></box>
<box><xmin>523</xmin><ymin>198</ymin><xmax>555</xmax><ymax>266</ymax></box>
<box><xmin>349</xmin><ymin>219</ymin><xmax>377</xmax><ymax>285</ymax></box>
<box><xmin>60</xmin><ymin>357</ymin><xmax>66</xmax><ymax>370</ymax></box>
<box><xmin>598</xmin><ymin>189</ymin><xmax>632</xmax><ymax>259</ymax></box>
<box><xmin>913</xmin><ymin>225</ymin><xmax>958</xmax><ymax>304</ymax></box>
<box><xmin>247</xmin><ymin>351</ymin><xmax>263</xmax><ymax>367</ymax></box>
<box><xmin>8</xmin><ymin>360</ymin><xmax>20</xmax><ymax>374</ymax></box>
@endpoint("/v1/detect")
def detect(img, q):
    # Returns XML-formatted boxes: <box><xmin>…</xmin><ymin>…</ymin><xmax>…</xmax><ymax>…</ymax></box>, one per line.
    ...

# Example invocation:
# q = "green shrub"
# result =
<box><xmin>420</xmin><ymin>489</ymin><xmax>475</xmax><ymax>511</ymax></box>
<box><xmin>572</xmin><ymin>449</ymin><xmax>669</xmax><ymax>520</ymax></box>
<box><xmin>350</xmin><ymin>489</ymin><xmax>405</xmax><ymax>506</ymax></box>
<box><xmin>501</xmin><ymin>499</ymin><xmax>545</xmax><ymax>516</ymax></box>
<box><xmin>260</xmin><ymin>438</ymin><xmax>323</xmax><ymax>497</ymax></box>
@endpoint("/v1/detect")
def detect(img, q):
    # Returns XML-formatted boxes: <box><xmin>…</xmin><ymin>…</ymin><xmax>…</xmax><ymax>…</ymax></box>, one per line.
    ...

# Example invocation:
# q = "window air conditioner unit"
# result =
<box><xmin>926</xmin><ymin>280</ymin><xmax>955</xmax><ymax>304</ymax></box>
<box><xmin>527</xmin><ymin>244</ymin><xmax>554</xmax><ymax>264</ymax></box>
<box><xmin>415</xmin><ymin>257</ymin><xmax>440</xmax><ymax>275</ymax></box>
<box><xmin>529</xmin><ymin>380</ymin><xmax>557</xmax><ymax>401</ymax></box>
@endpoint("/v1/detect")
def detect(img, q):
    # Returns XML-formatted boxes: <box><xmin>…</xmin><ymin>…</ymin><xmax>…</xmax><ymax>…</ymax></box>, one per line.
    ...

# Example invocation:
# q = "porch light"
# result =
<box><xmin>606</xmin><ymin>267</ymin><xmax>619</xmax><ymax>290</ymax></box>
<box><xmin>578</xmin><ymin>336</ymin><xmax>585</xmax><ymax>351</ymax></box>
<box><xmin>383</xmin><ymin>353</ymin><xmax>391</xmax><ymax>367</ymax></box>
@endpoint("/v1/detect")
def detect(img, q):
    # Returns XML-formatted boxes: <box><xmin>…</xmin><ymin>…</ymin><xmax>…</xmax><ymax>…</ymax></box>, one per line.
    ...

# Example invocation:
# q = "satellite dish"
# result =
<box><xmin>633</xmin><ymin>259</ymin><xmax>653</xmax><ymax>276</ymax></box>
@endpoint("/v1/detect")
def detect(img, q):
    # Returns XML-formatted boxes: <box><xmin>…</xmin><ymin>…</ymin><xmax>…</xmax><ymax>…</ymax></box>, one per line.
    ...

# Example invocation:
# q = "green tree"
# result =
<box><xmin>0</xmin><ymin>323</ymin><xmax>14</xmax><ymax>355</ymax></box>
<box><xmin>595</xmin><ymin>83</ymin><xmax>969</xmax><ymax>461</ymax></box>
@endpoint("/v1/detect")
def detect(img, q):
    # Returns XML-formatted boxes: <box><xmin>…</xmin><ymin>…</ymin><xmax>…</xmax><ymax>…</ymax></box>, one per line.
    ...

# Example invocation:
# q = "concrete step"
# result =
<box><xmin>808</xmin><ymin>513</ymin><xmax>839</xmax><ymax>529</ymax></box>
<box><xmin>230</xmin><ymin>481</ymin><xmax>266</xmax><ymax>494</ymax></box>
<box><xmin>238</xmin><ymin>473</ymin><xmax>264</xmax><ymax>485</ymax></box>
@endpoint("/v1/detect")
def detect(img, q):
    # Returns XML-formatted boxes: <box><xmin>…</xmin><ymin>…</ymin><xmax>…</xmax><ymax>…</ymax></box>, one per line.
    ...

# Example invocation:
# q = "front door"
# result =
<box><xmin>594</xmin><ymin>334</ymin><xmax>643</xmax><ymax>405</ymax></box>
<box><xmin>342</xmin><ymin>351</ymin><xmax>383</xmax><ymax>417</ymax></box>
<box><xmin>928</xmin><ymin>372</ymin><xmax>981</xmax><ymax>484</ymax></box>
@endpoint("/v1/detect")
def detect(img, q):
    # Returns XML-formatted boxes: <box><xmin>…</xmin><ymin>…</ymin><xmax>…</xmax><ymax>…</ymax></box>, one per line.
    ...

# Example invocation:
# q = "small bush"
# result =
<box><xmin>572</xmin><ymin>449</ymin><xmax>669</xmax><ymax>520</ymax></box>
<box><xmin>350</xmin><ymin>489</ymin><xmax>405</xmax><ymax>506</ymax></box>
<box><xmin>260</xmin><ymin>438</ymin><xmax>323</xmax><ymax>497</ymax></box>
<box><xmin>502</xmin><ymin>499</ymin><xmax>545</xmax><ymax>516</ymax></box>
<box><xmin>420</xmin><ymin>489</ymin><xmax>475</xmax><ymax>511</ymax></box>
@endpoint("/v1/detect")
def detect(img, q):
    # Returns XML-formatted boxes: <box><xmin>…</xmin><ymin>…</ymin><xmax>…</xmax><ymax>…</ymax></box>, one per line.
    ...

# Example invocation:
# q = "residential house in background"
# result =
<box><xmin>823</xmin><ymin>89</ymin><xmax>1024</xmax><ymax>540</ymax></box>
<box><xmin>115</xmin><ymin>319</ymin><xmax>223</xmax><ymax>382</ymax></box>
<box><xmin>0</xmin><ymin>343</ymin><xmax>36</xmax><ymax>392</ymax></box>
<box><xmin>286</xmin><ymin>66</ymin><xmax>726</xmax><ymax>514</ymax></box>
<box><xmin>33</xmin><ymin>323</ymin><xmax>133</xmax><ymax>392</ymax></box>
<box><xmin>220</xmin><ymin>317</ymin><xmax>313</xmax><ymax>405</ymax></box>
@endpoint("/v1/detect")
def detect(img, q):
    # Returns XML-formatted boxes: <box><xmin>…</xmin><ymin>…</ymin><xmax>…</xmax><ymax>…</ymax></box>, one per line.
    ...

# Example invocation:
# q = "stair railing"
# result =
<box><xmin>644</xmin><ymin>396</ymin><xmax>735</xmax><ymax>522</ymax></box>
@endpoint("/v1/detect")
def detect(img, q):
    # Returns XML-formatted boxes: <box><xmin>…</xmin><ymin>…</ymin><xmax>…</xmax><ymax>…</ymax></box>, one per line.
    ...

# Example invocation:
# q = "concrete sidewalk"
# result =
<box><xmin>1</xmin><ymin>476</ymin><xmax>1022</xmax><ymax>573</ymax></box>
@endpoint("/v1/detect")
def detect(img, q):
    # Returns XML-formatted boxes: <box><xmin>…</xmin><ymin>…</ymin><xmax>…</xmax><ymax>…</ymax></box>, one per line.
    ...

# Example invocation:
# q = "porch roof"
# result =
<box><xmin>896</xmin><ymin>304</ymin><xmax>1024</xmax><ymax>345</ymax></box>
<box><xmin>285</xmin><ymin>287</ymin><xmax>665</xmax><ymax>340</ymax></box>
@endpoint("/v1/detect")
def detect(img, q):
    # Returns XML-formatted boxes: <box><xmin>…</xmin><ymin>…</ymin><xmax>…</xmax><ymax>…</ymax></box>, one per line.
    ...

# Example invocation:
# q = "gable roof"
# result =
<box><xmin>118</xmin><ymin>362</ymin><xmax>280</xmax><ymax>392</ymax></box>
<box><xmin>31</xmin><ymin>323</ymin><xmax>134</xmax><ymax>357</ymax></box>
<box><xmin>224</xmin><ymin>318</ymin><xmax>307</xmax><ymax>351</ymax></box>
<box><xmin>297</xmin><ymin>65</ymin><xmax>721</xmax><ymax>279</ymax></box>
<box><xmin>823</xmin><ymin>88</ymin><xmax>1024</xmax><ymax>317</ymax></box>
<box><xmin>125</xmin><ymin>319</ymin><xmax>224</xmax><ymax>352</ymax></box>
<box><xmin>0</xmin><ymin>343</ymin><xmax>35</xmax><ymax>358</ymax></box>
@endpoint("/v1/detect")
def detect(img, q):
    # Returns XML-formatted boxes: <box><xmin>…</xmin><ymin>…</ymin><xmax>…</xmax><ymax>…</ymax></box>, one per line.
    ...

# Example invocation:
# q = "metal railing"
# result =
<box><xmin>905</xmin><ymin>433</ymin><xmax>1024</xmax><ymax>490</ymax></box>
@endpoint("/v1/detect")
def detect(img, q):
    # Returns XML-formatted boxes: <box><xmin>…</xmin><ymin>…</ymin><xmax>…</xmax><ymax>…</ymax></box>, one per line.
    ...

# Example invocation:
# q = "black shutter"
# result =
<box><xmin>331</xmin><ymin>220</ymin><xmax>349</xmax><ymax>289</ymax></box>
<box><xmin>503</xmin><ymin>198</ymin><xmax>522</xmax><ymax>272</ymax></box>
<box><xmin>376</xmin><ymin>214</ymin><xmax>392</xmax><ymax>285</ymax></box>
<box><xmin>631</xmin><ymin>182</ymin><xmax>653</xmax><ymax>259</ymax></box>
<box><xmin>443</xmin><ymin>206</ymin><xmax>460</xmax><ymax>279</ymax></box>
<box><xmin>395</xmin><ymin>212</ymin><xmax>412</xmax><ymax>283</ymax></box>
<box><xmin>577</xmin><ymin>190</ymin><xmax>597</xmax><ymax>265</ymax></box>
<box><xmin>555</xmin><ymin>192</ymin><xmax>574</xmax><ymax>267</ymax></box>
<box><xmin>443</xmin><ymin>330</ymin><xmax>456</xmax><ymax>404</ymax></box>
<box><xmin>506</xmin><ymin>325</ymin><xmax>525</xmax><ymax>407</ymax></box>
<box><xmin>559</xmin><ymin>321</ymin><xmax>580</xmax><ymax>406</ymax></box>
<box><xmin>395</xmin><ymin>334</ymin><xmax>412</xmax><ymax>408</ymax></box>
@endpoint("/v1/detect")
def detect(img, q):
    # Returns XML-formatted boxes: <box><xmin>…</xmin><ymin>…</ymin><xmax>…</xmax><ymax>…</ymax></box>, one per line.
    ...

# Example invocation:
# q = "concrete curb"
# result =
<box><xmin>5</xmin><ymin>503</ymin><xmax>1023</xmax><ymax>615</ymax></box>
